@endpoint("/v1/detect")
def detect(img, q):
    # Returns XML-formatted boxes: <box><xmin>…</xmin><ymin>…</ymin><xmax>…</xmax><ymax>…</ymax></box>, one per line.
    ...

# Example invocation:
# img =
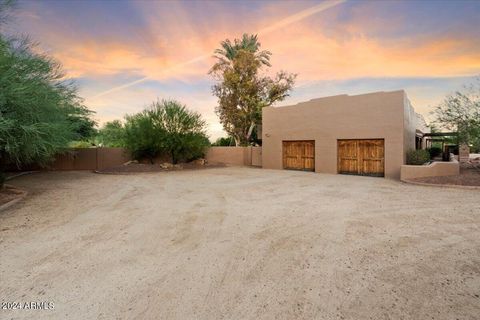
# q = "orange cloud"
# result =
<box><xmin>262</xmin><ymin>26</ymin><xmax>480</xmax><ymax>84</ymax></box>
<box><xmin>31</xmin><ymin>0</ymin><xmax>479</xmax><ymax>102</ymax></box>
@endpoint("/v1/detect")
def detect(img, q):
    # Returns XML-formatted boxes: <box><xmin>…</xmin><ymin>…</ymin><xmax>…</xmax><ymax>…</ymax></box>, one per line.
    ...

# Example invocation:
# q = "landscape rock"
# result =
<box><xmin>160</xmin><ymin>162</ymin><xmax>174</xmax><ymax>169</ymax></box>
<box><xmin>123</xmin><ymin>160</ymin><xmax>139</xmax><ymax>166</ymax></box>
<box><xmin>193</xmin><ymin>158</ymin><xmax>207</xmax><ymax>166</ymax></box>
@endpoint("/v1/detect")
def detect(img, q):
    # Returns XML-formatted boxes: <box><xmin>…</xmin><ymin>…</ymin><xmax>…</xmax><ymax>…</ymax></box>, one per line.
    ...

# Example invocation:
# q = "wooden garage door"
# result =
<box><xmin>338</xmin><ymin>139</ymin><xmax>384</xmax><ymax>177</ymax></box>
<box><xmin>283</xmin><ymin>141</ymin><xmax>315</xmax><ymax>171</ymax></box>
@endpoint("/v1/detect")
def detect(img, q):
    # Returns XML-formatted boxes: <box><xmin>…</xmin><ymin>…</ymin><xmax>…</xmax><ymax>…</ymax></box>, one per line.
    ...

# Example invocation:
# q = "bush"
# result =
<box><xmin>95</xmin><ymin>120</ymin><xmax>125</xmax><ymax>147</ymax></box>
<box><xmin>124</xmin><ymin>112</ymin><xmax>163</xmax><ymax>163</ymax></box>
<box><xmin>68</xmin><ymin>141</ymin><xmax>94</xmax><ymax>148</ymax></box>
<box><xmin>426</xmin><ymin>147</ymin><xmax>442</xmax><ymax>159</ymax></box>
<box><xmin>406</xmin><ymin>149</ymin><xmax>431</xmax><ymax>165</ymax></box>
<box><xmin>123</xmin><ymin>99</ymin><xmax>209</xmax><ymax>164</ymax></box>
<box><xmin>211</xmin><ymin>137</ymin><xmax>234</xmax><ymax>146</ymax></box>
<box><xmin>470</xmin><ymin>132</ymin><xmax>480</xmax><ymax>153</ymax></box>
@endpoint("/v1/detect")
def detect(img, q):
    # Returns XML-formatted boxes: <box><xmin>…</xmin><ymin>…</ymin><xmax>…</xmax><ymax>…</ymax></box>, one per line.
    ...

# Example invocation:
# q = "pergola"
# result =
<box><xmin>423</xmin><ymin>132</ymin><xmax>458</xmax><ymax>150</ymax></box>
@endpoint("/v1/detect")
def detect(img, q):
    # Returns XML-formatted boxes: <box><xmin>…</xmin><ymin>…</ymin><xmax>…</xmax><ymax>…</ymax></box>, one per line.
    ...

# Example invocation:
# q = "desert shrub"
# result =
<box><xmin>406</xmin><ymin>149</ymin><xmax>431</xmax><ymax>165</ymax></box>
<box><xmin>426</xmin><ymin>147</ymin><xmax>442</xmax><ymax>159</ymax></box>
<box><xmin>472</xmin><ymin>141</ymin><xmax>480</xmax><ymax>153</ymax></box>
<box><xmin>155</xmin><ymin>100</ymin><xmax>209</xmax><ymax>163</ymax></box>
<box><xmin>168</xmin><ymin>133</ymin><xmax>210</xmax><ymax>163</ymax></box>
<box><xmin>124</xmin><ymin>112</ymin><xmax>164</xmax><ymax>163</ymax></box>
<box><xmin>211</xmin><ymin>137</ymin><xmax>235</xmax><ymax>146</ymax></box>
<box><xmin>123</xmin><ymin>100</ymin><xmax>209</xmax><ymax>163</ymax></box>
<box><xmin>95</xmin><ymin>120</ymin><xmax>125</xmax><ymax>147</ymax></box>
<box><xmin>68</xmin><ymin>140</ymin><xmax>94</xmax><ymax>148</ymax></box>
<box><xmin>471</xmin><ymin>130</ymin><xmax>480</xmax><ymax>153</ymax></box>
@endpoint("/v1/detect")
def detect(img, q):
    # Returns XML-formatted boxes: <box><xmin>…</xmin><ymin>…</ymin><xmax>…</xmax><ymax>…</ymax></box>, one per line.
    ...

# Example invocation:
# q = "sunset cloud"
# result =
<box><xmin>10</xmin><ymin>0</ymin><xmax>480</xmax><ymax>139</ymax></box>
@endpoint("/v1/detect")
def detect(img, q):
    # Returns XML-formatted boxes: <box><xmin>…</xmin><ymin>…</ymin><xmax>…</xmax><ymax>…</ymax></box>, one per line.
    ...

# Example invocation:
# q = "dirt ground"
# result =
<box><xmin>0</xmin><ymin>186</ymin><xmax>25</xmax><ymax>207</ymax></box>
<box><xmin>0</xmin><ymin>167</ymin><xmax>479</xmax><ymax>320</ymax></box>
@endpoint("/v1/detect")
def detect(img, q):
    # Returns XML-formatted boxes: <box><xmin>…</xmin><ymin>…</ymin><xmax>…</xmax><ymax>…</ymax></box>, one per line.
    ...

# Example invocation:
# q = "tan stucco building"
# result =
<box><xmin>261</xmin><ymin>90</ymin><xmax>428</xmax><ymax>179</ymax></box>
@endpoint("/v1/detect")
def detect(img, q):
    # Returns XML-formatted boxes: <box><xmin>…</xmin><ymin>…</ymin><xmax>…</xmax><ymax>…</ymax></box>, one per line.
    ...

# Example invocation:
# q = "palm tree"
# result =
<box><xmin>213</xmin><ymin>33</ymin><xmax>271</xmax><ymax>67</ymax></box>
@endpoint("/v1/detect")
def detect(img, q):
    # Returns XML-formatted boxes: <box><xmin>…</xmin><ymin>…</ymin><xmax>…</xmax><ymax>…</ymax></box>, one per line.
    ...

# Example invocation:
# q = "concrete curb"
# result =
<box><xmin>5</xmin><ymin>171</ymin><xmax>39</xmax><ymax>181</ymax></box>
<box><xmin>401</xmin><ymin>179</ymin><xmax>480</xmax><ymax>190</ymax></box>
<box><xmin>0</xmin><ymin>185</ymin><xmax>28</xmax><ymax>212</ymax></box>
<box><xmin>94</xmin><ymin>164</ymin><xmax>227</xmax><ymax>175</ymax></box>
<box><xmin>94</xmin><ymin>170</ymin><xmax>121</xmax><ymax>175</ymax></box>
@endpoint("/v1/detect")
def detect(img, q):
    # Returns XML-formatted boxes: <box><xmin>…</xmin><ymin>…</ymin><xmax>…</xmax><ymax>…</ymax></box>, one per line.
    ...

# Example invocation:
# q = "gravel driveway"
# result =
<box><xmin>1</xmin><ymin>167</ymin><xmax>479</xmax><ymax>319</ymax></box>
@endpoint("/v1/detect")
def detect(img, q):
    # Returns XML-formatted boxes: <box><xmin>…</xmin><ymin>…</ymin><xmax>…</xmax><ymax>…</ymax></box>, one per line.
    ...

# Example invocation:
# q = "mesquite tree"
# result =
<box><xmin>0</xmin><ymin>1</ymin><xmax>95</xmax><ymax>187</ymax></box>
<box><xmin>0</xmin><ymin>36</ymin><xmax>95</xmax><ymax>170</ymax></box>
<box><xmin>431</xmin><ymin>79</ymin><xmax>480</xmax><ymax>149</ymax></box>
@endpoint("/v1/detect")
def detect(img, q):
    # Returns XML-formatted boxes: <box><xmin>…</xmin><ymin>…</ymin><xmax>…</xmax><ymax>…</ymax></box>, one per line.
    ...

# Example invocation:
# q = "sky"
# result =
<box><xmin>6</xmin><ymin>0</ymin><xmax>480</xmax><ymax>140</ymax></box>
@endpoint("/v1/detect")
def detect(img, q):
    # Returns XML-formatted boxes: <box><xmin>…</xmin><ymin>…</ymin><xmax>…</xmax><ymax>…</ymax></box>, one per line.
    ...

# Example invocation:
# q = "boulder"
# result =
<box><xmin>193</xmin><ymin>158</ymin><xmax>207</xmax><ymax>166</ymax></box>
<box><xmin>123</xmin><ymin>160</ymin><xmax>138</xmax><ymax>166</ymax></box>
<box><xmin>160</xmin><ymin>162</ymin><xmax>174</xmax><ymax>169</ymax></box>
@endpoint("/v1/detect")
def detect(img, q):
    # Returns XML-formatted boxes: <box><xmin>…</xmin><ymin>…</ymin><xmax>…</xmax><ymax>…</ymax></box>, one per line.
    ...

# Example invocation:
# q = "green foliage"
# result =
<box><xmin>214</xmin><ymin>33</ymin><xmax>271</xmax><ymax>67</ymax></box>
<box><xmin>210</xmin><ymin>34</ymin><xmax>296</xmax><ymax>146</ymax></box>
<box><xmin>406</xmin><ymin>149</ymin><xmax>431</xmax><ymax>165</ymax></box>
<box><xmin>124</xmin><ymin>100</ymin><xmax>209</xmax><ymax>164</ymax></box>
<box><xmin>426</xmin><ymin>147</ymin><xmax>442</xmax><ymax>159</ymax></box>
<box><xmin>96</xmin><ymin>120</ymin><xmax>125</xmax><ymax>147</ymax></box>
<box><xmin>67</xmin><ymin>105</ymin><xmax>97</xmax><ymax>141</ymax></box>
<box><xmin>471</xmin><ymin>131</ymin><xmax>480</xmax><ymax>153</ymax></box>
<box><xmin>211</xmin><ymin>136</ymin><xmax>235</xmax><ymax>146</ymax></box>
<box><xmin>68</xmin><ymin>140</ymin><xmax>94</xmax><ymax>148</ymax></box>
<box><xmin>0</xmin><ymin>35</ymin><xmax>95</xmax><ymax>169</ymax></box>
<box><xmin>431</xmin><ymin>78</ymin><xmax>480</xmax><ymax>144</ymax></box>
<box><xmin>124</xmin><ymin>112</ymin><xmax>162</xmax><ymax>163</ymax></box>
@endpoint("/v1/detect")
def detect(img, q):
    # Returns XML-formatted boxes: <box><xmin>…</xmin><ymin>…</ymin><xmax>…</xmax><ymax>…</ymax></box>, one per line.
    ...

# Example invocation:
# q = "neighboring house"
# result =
<box><xmin>261</xmin><ymin>90</ymin><xmax>429</xmax><ymax>179</ymax></box>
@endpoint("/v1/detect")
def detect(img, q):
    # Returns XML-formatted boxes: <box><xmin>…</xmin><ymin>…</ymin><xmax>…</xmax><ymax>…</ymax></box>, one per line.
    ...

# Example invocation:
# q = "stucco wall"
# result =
<box><xmin>262</xmin><ymin>91</ymin><xmax>410</xmax><ymax>179</ymax></box>
<box><xmin>400</xmin><ymin>160</ymin><xmax>460</xmax><ymax>180</ymax></box>
<box><xmin>403</xmin><ymin>96</ymin><xmax>430</xmax><ymax>159</ymax></box>
<box><xmin>97</xmin><ymin>148</ymin><xmax>131</xmax><ymax>170</ymax></box>
<box><xmin>206</xmin><ymin>147</ymin><xmax>247</xmax><ymax>166</ymax></box>
<box><xmin>251</xmin><ymin>147</ymin><xmax>262</xmax><ymax>167</ymax></box>
<box><xmin>52</xmin><ymin>148</ymin><xmax>98</xmax><ymax>170</ymax></box>
<box><xmin>206</xmin><ymin>146</ymin><xmax>262</xmax><ymax>167</ymax></box>
<box><xmin>44</xmin><ymin>147</ymin><xmax>260</xmax><ymax>170</ymax></box>
<box><xmin>13</xmin><ymin>147</ymin><xmax>259</xmax><ymax>171</ymax></box>
<box><xmin>49</xmin><ymin>148</ymin><xmax>130</xmax><ymax>170</ymax></box>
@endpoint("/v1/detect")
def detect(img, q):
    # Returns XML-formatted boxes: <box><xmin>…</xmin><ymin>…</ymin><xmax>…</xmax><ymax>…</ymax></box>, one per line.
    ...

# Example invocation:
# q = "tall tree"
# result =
<box><xmin>210</xmin><ymin>34</ymin><xmax>295</xmax><ymax>146</ymax></box>
<box><xmin>431</xmin><ymin>78</ymin><xmax>480</xmax><ymax>146</ymax></box>
<box><xmin>214</xmin><ymin>33</ymin><xmax>271</xmax><ymax>67</ymax></box>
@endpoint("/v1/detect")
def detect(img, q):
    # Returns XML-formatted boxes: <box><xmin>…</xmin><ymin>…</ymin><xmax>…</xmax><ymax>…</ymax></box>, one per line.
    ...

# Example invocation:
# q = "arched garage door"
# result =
<box><xmin>337</xmin><ymin>139</ymin><xmax>384</xmax><ymax>177</ymax></box>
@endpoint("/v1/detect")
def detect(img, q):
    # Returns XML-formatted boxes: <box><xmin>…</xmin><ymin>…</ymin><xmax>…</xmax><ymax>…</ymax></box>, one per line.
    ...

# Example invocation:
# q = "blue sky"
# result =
<box><xmin>6</xmin><ymin>0</ymin><xmax>480</xmax><ymax>139</ymax></box>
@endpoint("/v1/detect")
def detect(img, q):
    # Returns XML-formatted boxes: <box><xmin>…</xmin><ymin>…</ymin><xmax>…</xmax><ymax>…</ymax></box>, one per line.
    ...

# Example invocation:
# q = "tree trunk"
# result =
<box><xmin>234</xmin><ymin>135</ymin><xmax>241</xmax><ymax>147</ymax></box>
<box><xmin>246</xmin><ymin>122</ymin><xmax>255</xmax><ymax>142</ymax></box>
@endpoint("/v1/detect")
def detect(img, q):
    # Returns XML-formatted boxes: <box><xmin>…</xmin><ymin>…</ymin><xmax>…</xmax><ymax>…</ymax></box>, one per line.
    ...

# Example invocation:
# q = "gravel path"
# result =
<box><xmin>1</xmin><ymin>167</ymin><xmax>479</xmax><ymax>320</ymax></box>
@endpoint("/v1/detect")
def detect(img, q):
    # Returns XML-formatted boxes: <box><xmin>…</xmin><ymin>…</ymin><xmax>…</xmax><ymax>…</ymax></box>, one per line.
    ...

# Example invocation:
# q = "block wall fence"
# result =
<box><xmin>29</xmin><ymin>146</ymin><xmax>262</xmax><ymax>171</ymax></box>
